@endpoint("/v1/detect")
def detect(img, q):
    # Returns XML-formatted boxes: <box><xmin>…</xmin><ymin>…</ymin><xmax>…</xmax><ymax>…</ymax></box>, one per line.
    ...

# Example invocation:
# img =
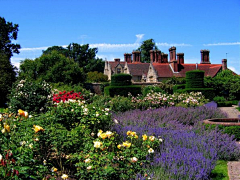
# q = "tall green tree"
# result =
<box><xmin>0</xmin><ymin>17</ymin><xmax>21</xmax><ymax>58</ymax></box>
<box><xmin>0</xmin><ymin>52</ymin><xmax>16</xmax><ymax>107</ymax></box>
<box><xmin>43</xmin><ymin>43</ymin><xmax>105</xmax><ymax>73</ymax></box>
<box><xmin>19</xmin><ymin>51</ymin><xmax>85</xmax><ymax>84</ymax></box>
<box><xmin>137</xmin><ymin>39</ymin><xmax>158</xmax><ymax>63</ymax></box>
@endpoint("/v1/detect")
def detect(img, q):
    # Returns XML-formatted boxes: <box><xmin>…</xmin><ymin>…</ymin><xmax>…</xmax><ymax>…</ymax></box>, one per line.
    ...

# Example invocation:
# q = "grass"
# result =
<box><xmin>210</xmin><ymin>160</ymin><xmax>229</xmax><ymax>180</ymax></box>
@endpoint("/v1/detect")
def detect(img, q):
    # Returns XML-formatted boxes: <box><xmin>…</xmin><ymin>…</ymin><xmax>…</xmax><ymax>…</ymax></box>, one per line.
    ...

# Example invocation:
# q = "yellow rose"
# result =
<box><xmin>100</xmin><ymin>133</ymin><xmax>107</xmax><ymax>139</ymax></box>
<box><xmin>4</xmin><ymin>124</ymin><xmax>10</xmax><ymax>133</ymax></box>
<box><xmin>142</xmin><ymin>134</ymin><xmax>148</xmax><ymax>141</ymax></box>
<box><xmin>117</xmin><ymin>144</ymin><xmax>122</xmax><ymax>149</ymax></box>
<box><xmin>127</xmin><ymin>131</ymin><xmax>132</xmax><ymax>136</ymax></box>
<box><xmin>122</xmin><ymin>141</ymin><xmax>131</xmax><ymax>148</ymax></box>
<box><xmin>33</xmin><ymin>125</ymin><xmax>44</xmax><ymax>133</ymax></box>
<box><xmin>149</xmin><ymin>136</ymin><xmax>155</xmax><ymax>142</ymax></box>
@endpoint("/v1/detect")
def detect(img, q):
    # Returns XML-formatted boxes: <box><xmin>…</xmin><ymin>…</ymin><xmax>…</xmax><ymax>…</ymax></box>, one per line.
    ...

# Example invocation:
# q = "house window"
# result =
<box><xmin>117</xmin><ymin>68</ymin><xmax>121</xmax><ymax>74</ymax></box>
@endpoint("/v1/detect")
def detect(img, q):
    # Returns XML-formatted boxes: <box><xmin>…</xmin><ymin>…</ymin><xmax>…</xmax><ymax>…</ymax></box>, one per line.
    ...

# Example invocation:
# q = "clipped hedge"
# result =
<box><xmin>176</xmin><ymin>88</ymin><xmax>215</xmax><ymax>100</ymax></box>
<box><xmin>111</xmin><ymin>74</ymin><xmax>132</xmax><ymax>86</ymax></box>
<box><xmin>104</xmin><ymin>85</ymin><xmax>142</xmax><ymax>97</ymax></box>
<box><xmin>173</xmin><ymin>84</ymin><xmax>186</xmax><ymax>93</ymax></box>
<box><xmin>186</xmin><ymin>70</ymin><xmax>205</xmax><ymax>88</ymax></box>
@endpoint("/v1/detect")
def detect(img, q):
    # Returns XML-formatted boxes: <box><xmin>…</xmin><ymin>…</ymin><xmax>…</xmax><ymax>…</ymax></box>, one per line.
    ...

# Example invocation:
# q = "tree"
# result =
<box><xmin>43</xmin><ymin>43</ymin><xmax>105</xmax><ymax>73</ymax></box>
<box><xmin>137</xmin><ymin>39</ymin><xmax>158</xmax><ymax>63</ymax></box>
<box><xmin>0</xmin><ymin>17</ymin><xmax>21</xmax><ymax>58</ymax></box>
<box><xmin>19</xmin><ymin>51</ymin><xmax>85</xmax><ymax>84</ymax></box>
<box><xmin>0</xmin><ymin>52</ymin><xmax>16</xmax><ymax>107</ymax></box>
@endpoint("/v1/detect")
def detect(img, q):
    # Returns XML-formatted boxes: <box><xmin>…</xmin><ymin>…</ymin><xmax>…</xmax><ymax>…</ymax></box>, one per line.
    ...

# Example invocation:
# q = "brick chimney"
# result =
<box><xmin>222</xmin><ymin>59</ymin><xmax>227</xmax><ymax>70</ymax></box>
<box><xmin>114</xmin><ymin>58</ymin><xmax>120</xmax><ymax>63</ymax></box>
<box><xmin>170</xmin><ymin>60</ymin><xmax>179</xmax><ymax>72</ymax></box>
<box><xmin>162</xmin><ymin>53</ymin><xmax>168</xmax><ymax>63</ymax></box>
<box><xmin>177</xmin><ymin>53</ymin><xmax>184</xmax><ymax>64</ymax></box>
<box><xmin>200</xmin><ymin>50</ymin><xmax>211</xmax><ymax>64</ymax></box>
<box><xmin>169</xmin><ymin>46</ymin><xmax>176</xmax><ymax>62</ymax></box>
<box><xmin>156</xmin><ymin>50</ymin><xmax>162</xmax><ymax>63</ymax></box>
<box><xmin>124</xmin><ymin>53</ymin><xmax>132</xmax><ymax>63</ymax></box>
<box><xmin>150</xmin><ymin>50</ymin><xmax>162</xmax><ymax>63</ymax></box>
<box><xmin>133</xmin><ymin>51</ymin><xmax>141</xmax><ymax>62</ymax></box>
<box><xmin>150</xmin><ymin>50</ymin><xmax>155</xmax><ymax>63</ymax></box>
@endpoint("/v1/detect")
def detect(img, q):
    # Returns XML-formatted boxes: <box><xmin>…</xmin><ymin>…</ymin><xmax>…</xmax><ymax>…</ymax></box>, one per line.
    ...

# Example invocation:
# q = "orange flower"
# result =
<box><xmin>33</xmin><ymin>125</ymin><xmax>44</xmax><ymax>133</ymax></box>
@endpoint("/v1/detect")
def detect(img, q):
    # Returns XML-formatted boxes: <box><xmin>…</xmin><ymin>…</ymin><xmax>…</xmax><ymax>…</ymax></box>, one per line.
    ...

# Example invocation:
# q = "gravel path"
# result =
<box><xmin>218</xmin><ymin>106</ymin><xmax>240</xmax><ymax>180</ymax></box>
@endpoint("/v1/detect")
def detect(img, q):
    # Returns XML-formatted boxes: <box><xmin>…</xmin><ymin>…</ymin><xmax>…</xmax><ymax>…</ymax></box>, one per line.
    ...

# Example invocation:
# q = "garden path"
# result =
<box><xmin>218</xmin><ymin>106</ymin><xmax>240</xmax><ymax>180</ymax></box>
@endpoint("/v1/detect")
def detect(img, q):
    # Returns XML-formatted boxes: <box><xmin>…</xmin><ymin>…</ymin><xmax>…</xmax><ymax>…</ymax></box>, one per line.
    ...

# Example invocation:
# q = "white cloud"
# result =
<box><xmin>156</xmin><ymin>43</ymin><xmax>192</xmax><ymax>47</ymax></box>
<box><xmin>203</xmin><ymin>42</ymin><xmax>240</xmax><ymax>46</ymax></box>
<box><xmin>135</xmin><ymin>34</ymin><xmax>145</xmax><ymax>44</ymax></box>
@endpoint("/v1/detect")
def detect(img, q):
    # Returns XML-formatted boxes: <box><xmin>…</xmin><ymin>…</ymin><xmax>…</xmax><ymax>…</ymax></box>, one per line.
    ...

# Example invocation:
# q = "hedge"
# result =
<box><xmin>176</xmin><ymin>88</ymin><xmax>215</xmax><ymax>100</ymax></box>
<box><xmin>186</xmin><ymin>70</ymin><xmax>205</xmax><ymax>88</ymax></box>
<box><xmin>104</xmin><ymin>85</ymin><xmax>142</xmax><ymax>97</ymax></box>
<box><xmin>173</xmin><ymin>84</ymin><xmax>186</xmax><ymax>93</ymax></box>
<box><xmin>111</xmin><ymin>74</ymin><xmax>132</xmax><ymax>86</ymax></box>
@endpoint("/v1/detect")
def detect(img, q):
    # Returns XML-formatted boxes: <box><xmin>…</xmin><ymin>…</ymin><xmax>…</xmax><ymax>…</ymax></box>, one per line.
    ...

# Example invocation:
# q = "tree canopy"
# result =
<box><xmin>43</xmin><ymin>43</ymin><xmax>105</xmax><ymax>73</ymax></box>
<box><xmin>137</xmin><ymin>39</ymin><xmax>158</xmax><ymax>63</ymax></box>
<box><xmin>0</xmin><ymin>52</ymin><xmax>17</xmax><ymax>107</ymax></box>
<box><xmin>19</xmin><ymin>50</ymin><xmax>85</xmax><ymax>84</ymax></box>
<box><xmin>0</xmin><ymin>16</ymin><xmax>21</xmax><ymax>58</ymax></box>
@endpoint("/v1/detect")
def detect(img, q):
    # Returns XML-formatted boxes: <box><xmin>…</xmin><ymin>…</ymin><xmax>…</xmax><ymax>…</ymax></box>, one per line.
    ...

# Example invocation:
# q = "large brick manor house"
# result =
<box><xmin>104</xmin><ymin>46</ymin><xmax>229</xmax><ymax>82</ymax></box>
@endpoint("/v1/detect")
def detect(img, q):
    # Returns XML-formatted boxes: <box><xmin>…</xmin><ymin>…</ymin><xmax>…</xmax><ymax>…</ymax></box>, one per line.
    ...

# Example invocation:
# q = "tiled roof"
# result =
<box><xmin>127</xmin><ymin>63</ymin><xmax>150</xmax><ymax>76</ymax></box>
<box><xmin>108</xmin><ymin>61</ymin><xmax>125</xmax><ymax>72</ymax></box>
<box><xmin>152</xmin><ymin>63</ymin><xmax>222</xmax><ymax>78</ymax></box>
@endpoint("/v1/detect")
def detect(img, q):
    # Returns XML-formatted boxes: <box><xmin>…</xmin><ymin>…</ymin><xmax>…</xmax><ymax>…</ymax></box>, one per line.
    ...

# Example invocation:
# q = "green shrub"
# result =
<box><xmin>104</xmin><ymin>85</ymin><xmax>142</xmax><ymax>97</ymax></box>
<box><xmin>186</xmin><ymin>70</ymin><xmax>205</xmax><ymax>88</ymax></box>
<box><xmin>8</xmin><ymin>80</ymin><xmax>52</xmax><ymax>114</ymax></box>
<box><xmin>217</xmin><ymin>101</ymin><xmax>235</xmax><ymax>107</ymax></box>
<box><xmin>109</xmin><ymin>96</ymin><xmax>134</xmax><ymax>112</ymax></box>
<box><xmin>222</xmin><ymin>126</ymin><xmax>240</xmax><ymax>141</ymax></box>
<box><xmin>111</xmin><ymin>74</ymin><xmax>132</xmax><ymax>86</ymax></box>
<box><xmin>86</xmin><ymin>71</ymin><xmax>108</xmax><ymax>83</ymax></box>
<box><xmin>173</xmin><ymin>84</ymin><xmax>186</xmax><ymax>93</ymax></box>
<box><xmin>213</xmin><ymin>96</ymin><xmax>226</xmax><ymax>103</ymax></box>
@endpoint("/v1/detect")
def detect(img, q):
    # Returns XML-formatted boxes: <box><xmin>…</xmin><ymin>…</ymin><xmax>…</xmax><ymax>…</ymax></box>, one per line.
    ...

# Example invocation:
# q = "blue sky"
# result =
<box><xmin>1</xmin><ymin>0</ymin><xmax>240</xmax><ymax>74</ymax></box>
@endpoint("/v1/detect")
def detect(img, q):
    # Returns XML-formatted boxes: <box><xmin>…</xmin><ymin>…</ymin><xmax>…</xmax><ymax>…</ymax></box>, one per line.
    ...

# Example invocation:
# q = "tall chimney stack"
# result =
<box><xmin>222</xmin><ymin>59</ymin><xmax>227</xmax><ymax>70</ymax></box>
<box><xmin>200</xmin><ymin>50</ymin><xmax>211</xmax><ymax>64</ymax></box>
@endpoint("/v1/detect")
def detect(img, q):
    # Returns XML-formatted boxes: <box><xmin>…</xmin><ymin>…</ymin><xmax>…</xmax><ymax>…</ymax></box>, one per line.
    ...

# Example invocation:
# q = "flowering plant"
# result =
<box><xmin>52</xmin><ymin>90</ymin><xmax>84</xmax><ymax>104</ymax></box>
<box><xmin>74</xmin><ymin>130</ymin><xmax>162</xmax><ymax>179</ymax></box>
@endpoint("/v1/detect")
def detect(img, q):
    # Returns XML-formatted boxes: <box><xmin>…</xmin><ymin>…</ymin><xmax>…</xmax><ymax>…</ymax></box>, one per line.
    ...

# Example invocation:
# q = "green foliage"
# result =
<box><xmin>8</xmin><ymin>80</ymin><xmax>52</xmax><ymax>114</ymax></box>
<box><xmin>210</xmin><ymin>160</ymin><xmax>229</xmax><ymax>180</ymax></box>
<box><xmin>213</xmin><ymin>96</ymin><xmax>226</xmax><ymax>103</ymax></box>
<box><xmin>111</xmin><ymin>73</ymin><xmax>132</xmax><ymax>86</ymax></box>
<box><xmin>86</xmin><ymin>71</ymin><xmax>108</xmax><ymax>83</ymax></box>
<box><xmin>163</xmin><ymin>76</ymin><xmax>186</xmax><ymax>85</ymax></box>
<box><xmin>0</xmin><ymin>52</ymin><xmax>16</xmax><ymax>107</ymax></box>
<box><xmin>176</xmin><ymin>88</ymin><xmax>215</xmax><ymax>100</ymax></box>
<box><xmin>172</xmin><ymin>84</ymin><xmax>186</xmax><ymax>93</ymax></box>
<box><xmin>0</xmin><ymin>17</ymin><xmax>21</xmax><ymax>58</ymax></box>
<box><xmin>186</xmin><ymin>70</ymin><xmax>205</xmax><ymax>88</ymax></box>
<box><xmin>136</xmin><ymin>39</ymin><xmax>158</xmax><ymax>63</ymax></box>
<box><xmin>19</xmin><ymin>51</ymin><xmax>85</xmax><ymax>84</ymax></box>
<box><xmin>105</xmin><ymin>85</ymin><xmax>142</xmax><ymax>97</ymax></box>
<box><xmin>204</xmin><ymin>70</ymin><xmax>240</xmax><ymax>100</ymax></box>
<box><xmin>222</xmin><ymin>126</ymin><xmax>240</xmax><ymax>141</ymax></box>
<box><xmin>142</xmin><ymin>85</ymin><xmax>165</xmax><ymax>96</ymax></box>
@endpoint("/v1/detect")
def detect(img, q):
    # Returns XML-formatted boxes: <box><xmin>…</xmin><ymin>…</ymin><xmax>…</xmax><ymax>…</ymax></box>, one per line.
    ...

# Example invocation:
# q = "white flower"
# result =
<box><xmin>159</xmin><ymin>138</ymin><xmax>163</xmax><ymax>142</ymax></box>
<box><xmin>43</xmin><ymin>160</ymin><xmax>47</xmax><ymax>165</ymax></box>
<box><xmin>61</xmin><ymin>174</ymin><xmax>68</xmax><ymax>179</ymax></box>
<box><xmin>105</xmin><ymin>113</ymin><xmax>108</xmax><ymax>116</ymax></box>
<box><xmin>84</xmin><ymin>158</ymin><xmax>91</xmax><ymax>163</ymax></box>
<box><xmin>148</xmin><ymin>148</ymin><xmax>154</xmax><ymax>154</ymax></box>
<box><xmin>130</xmin><ymin>157</ymin><xmax>138</xmax><ymax>163</ymax></box>
<box><xmin>113</xmin><ymin>119</ymin><xmax>119</xmax><ymax>124</ymax></box>
<box><xmin>96</xmin><ymin>112</ymin><xmax>99</xmax><ymax>117</ymax></box>
<box><xmin>29</xmin><ymin>143</ymin><xmax>33</xmax><ymax>149</ymax></box>
<box><xmin>0</xmin><ymin>114</ymin><xmax>2</xmax><ymax>119</ymax></box>
<box><xmin>93</xmin><ymin>141</ymin><xmax>102</xmax><ymax>148</ymax></box>
<box><xmin>87</xmin><ymin>166</ymin><xmax>92</xmax><ymax>170</ymax></box>
<box><xmin>0</xmin><ymin>154</ymin><xmax>2</xmax><ymax>161</ymax></box>
<box><xmin>105</xmin><ymin>108</ymin><xmax>110</xmax><ymax>112</ymax></box>
<box><xmin>20</xmin><ymin>141</ymin><xmax>26</xmax><ymax>146</ymax></box>
<box><xmin>1</xmin><ymin>128</ymin><xmax>6</xmax><ymax>134</ymax></box>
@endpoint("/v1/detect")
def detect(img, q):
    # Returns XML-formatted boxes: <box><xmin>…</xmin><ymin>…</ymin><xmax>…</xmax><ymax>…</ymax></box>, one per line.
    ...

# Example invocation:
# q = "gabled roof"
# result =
<box><xmin>127</xmin><ymin>62</ymin><xmax>150</xmax><ymax>76</ymax></box>
<box><xmin>108</xmin><ymin>61</ymin><xmax>125</xmax><ymax>72</ymax></box>
<box><xmin>152</xmin><ymin>63</ymin><xmax>222</xmax><ymax>78</ymax></box>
